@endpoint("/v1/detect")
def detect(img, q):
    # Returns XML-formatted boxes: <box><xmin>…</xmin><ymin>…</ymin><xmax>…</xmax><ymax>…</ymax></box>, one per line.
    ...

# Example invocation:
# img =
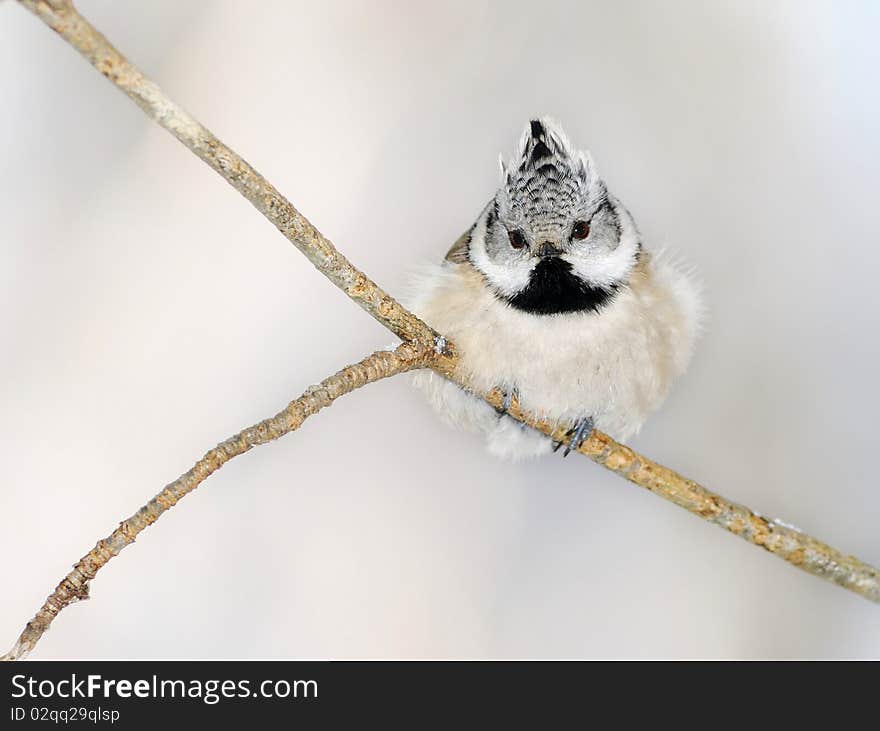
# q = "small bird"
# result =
<box><xmin>407</xmin><ymin>118</ymin><xmax>701</xmax><ymax>459</ymax></box>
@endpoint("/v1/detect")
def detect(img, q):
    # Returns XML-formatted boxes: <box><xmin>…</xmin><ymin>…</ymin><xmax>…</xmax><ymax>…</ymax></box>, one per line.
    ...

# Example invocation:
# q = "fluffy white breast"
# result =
<box><xmin>406</xmin><ymin>251</ymin><xmax>701</xmax><ymax>453</ymax></box>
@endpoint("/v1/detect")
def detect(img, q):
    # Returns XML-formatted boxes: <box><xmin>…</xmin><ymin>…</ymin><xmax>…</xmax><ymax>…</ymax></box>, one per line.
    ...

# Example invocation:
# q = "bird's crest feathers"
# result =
<box><xmin>498</xmin><ymin>117</ymin><xmax>601</xmax><ymax>229</ymax></box>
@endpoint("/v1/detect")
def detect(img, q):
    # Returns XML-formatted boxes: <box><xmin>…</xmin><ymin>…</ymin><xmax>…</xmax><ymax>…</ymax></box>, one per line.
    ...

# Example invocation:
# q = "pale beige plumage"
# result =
<box><xmin>407</xmin><ymin>248</ymin><xmax>700</xmax><ymax>460</ymax></box>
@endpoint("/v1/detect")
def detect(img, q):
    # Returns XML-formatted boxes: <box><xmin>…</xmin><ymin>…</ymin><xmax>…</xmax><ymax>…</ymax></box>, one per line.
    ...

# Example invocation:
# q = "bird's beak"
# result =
<box><xmin>536</xmin><ymin>241</ymin><xmax>563</xmax><ymax>259</ymax></box>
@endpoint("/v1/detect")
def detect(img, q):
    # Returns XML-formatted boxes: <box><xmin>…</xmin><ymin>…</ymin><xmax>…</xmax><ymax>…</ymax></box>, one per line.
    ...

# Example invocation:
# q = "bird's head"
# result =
<box><xmin>469</xmin><ymin>117</ymin><xmax>641</xmax><ymax>315</ymax></box>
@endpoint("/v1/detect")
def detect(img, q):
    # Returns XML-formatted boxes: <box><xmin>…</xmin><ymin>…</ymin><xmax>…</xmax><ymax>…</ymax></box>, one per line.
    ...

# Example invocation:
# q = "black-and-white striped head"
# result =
<box><xmin>468</xmin><ymin>117</ymin><xmax>641</xmax><ymax>315</ymax></box>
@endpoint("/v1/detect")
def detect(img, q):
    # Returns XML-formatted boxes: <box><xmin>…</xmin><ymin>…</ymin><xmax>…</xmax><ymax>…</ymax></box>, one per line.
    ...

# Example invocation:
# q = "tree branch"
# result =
<box><xmin>6</xmin><ymin>0</ymin><xmax>878</xmax><ymax>660</ymax></box>
<box><xmin>1</xmin><ymin>343</ymin><xmax>432</xmax><ymax>661</ymax></box>
<box><xmin>18</xmin><ymin>0</ymin><xmax>438</xmax><ymax>348</ymax></box>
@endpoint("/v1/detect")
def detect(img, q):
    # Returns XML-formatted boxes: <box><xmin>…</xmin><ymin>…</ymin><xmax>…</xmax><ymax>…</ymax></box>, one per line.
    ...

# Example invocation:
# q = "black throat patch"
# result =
<box><xmin>506</xmin><ymin>257</ymin><xmax>618</xmax><ymax>315</ymax></box>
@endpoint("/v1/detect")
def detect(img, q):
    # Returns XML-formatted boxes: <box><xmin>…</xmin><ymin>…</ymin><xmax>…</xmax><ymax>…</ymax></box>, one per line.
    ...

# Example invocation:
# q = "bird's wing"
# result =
<box><xmin>444</xmin><ymin>227</ymin><xmax>473</xmax><ymax>264</ymax></box>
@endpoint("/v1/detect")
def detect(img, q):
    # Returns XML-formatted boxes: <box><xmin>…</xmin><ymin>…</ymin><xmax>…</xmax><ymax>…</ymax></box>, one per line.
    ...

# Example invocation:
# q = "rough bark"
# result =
<box><xmin>2</xmin><ymin>343</ymin><xmax>432</xmax><ymax>661</ymax></box>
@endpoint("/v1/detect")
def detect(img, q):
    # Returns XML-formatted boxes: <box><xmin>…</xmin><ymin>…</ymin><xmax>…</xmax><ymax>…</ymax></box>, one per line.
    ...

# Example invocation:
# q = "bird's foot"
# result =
<box><xmin>552</xmin><ymin>416</ymin><xmax>594</xmax><ymax>457</ymax></box>
<box><xmin>494</xmin><ymin>385</ymin><xmax>520</xmax><ymax>416</ymax></box>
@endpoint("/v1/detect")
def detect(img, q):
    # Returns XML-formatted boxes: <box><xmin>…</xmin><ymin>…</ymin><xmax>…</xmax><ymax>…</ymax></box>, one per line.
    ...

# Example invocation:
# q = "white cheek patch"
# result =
<box><xmin>468</xmin><ymin>212</ymin><xmax>534</xmax><ymax>298</ymax></box>
<box><xmin>564</xmin><ymin>201</ymin><xmax>639</xmax><ymax>288</ymax></box>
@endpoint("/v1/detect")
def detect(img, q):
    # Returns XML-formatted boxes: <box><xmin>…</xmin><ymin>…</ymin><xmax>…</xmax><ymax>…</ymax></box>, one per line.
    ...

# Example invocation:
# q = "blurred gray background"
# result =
<box><xmin>2</xmin><ymin>1</ymin><xmax>879</xmax><ymax>659</ymax></box>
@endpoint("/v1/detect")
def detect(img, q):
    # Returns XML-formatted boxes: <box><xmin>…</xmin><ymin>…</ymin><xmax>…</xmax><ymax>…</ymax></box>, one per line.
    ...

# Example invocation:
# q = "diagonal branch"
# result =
<box><xmin>7</xmin><ymin>0</ymin><xmax>878</xmax><ymax>660</ymax></box>
<box><xmin>485</xmin><ymin>394</ymin><xmax>880</xmax><ymax>603</ymax></box>
<box><xmin>18</xmin><ymin>0</ymin><xmax>438</xmax><ymax>348</ymax></box>
<box><xmin>1</xmin><ymin>343</ymin><xmax>433</xmax><ymax>661</ymax></box>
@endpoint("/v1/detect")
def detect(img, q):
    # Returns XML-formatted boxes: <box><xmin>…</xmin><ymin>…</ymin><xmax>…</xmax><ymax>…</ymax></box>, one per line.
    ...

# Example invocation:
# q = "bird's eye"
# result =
<box><xmin>508</xmin><ymin>229</ymin><xmax>527</xmax><ymax>250</ymax></box>
<box><xmin>572</xmin><ymin>220</ymin><xmax>590</xmax><ymax>240</ymax></box>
